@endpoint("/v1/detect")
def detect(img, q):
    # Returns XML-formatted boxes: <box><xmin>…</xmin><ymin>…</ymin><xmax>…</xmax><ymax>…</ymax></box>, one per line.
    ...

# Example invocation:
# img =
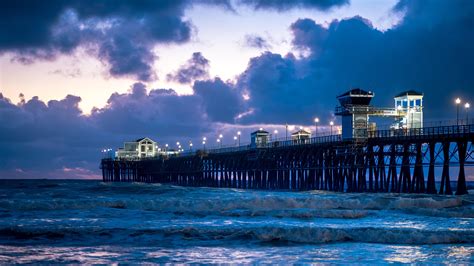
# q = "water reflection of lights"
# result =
<box><xmin>447</xmin><ymin>246</ymin><xmax>474</xmax><ymax>260</ymax></box>
<box><xmin>384</xmin><ymin>246</ymin><xmax>428</xmax><ymax>264</ymax></box>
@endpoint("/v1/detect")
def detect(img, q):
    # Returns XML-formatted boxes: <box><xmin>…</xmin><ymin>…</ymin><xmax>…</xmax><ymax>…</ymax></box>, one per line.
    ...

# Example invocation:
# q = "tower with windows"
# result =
<box><xmin>394</xmin><ymin>90</ymin><xmax>423</xmax><ymax>129</ymax></box>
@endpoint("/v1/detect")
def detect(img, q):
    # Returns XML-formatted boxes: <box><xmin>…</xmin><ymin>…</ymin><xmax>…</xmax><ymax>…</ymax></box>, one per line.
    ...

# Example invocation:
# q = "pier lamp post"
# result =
<box><xmin>233</xmin><ymin>136</ymin><xmax>237</xmax><ymax>146</ymax></box>
<box><xmin>165</xmin><ymin>144</ymin><xmax>168</xmax><ymax>153</ymax></box>
<box><xmin>330</xmin><ymin>121</ymin><xmax>334</xmax><ymax>135</ymax></box>
<box><xmin>456</xmin><ymin>98</ymin><xmax>461</xmax><ymax>125</ymax></box>
<box><xmin>314</xmin><ymin>117</ymin><xmax>319</xmax><ymax>136</ymax></box>
<box><xmin>285</xmin><ymin>124</ymin><xmax>288</xmax><ymax>140</ymax></box>
<box><xmin>465</xmin><ymin>102</ymin><xmax>470</xmax><ymax>124</ymax></box>
<box><xmin>219</xmin><ymin>134</ymin><xmax>223</xmax><ymax>147</ymax></box>
<box><xmin>202</xmin><ymin>137</ymin><xmax>207</xmax><ymax>150</ymax></box>
<box><xmin>274</xmin><ymin>130</ymin><xmax>278</xmax><ymax>141</ymax></box>
<box><xmin>189</xmin><ymin>142</ymin><xmax>193</xmax><ymax>151</ymax></box>
<box><xmin>217</xmin><ymin>138</ymin><xmax>221</xmax><ymax>148</ymax></box>
<box><xmin>237</xmin><ymin>131</ymin><xmax>241</xmax><ymax>146</ymax></box>
<box><xmin>409</xmin><ymin>108</ymin><xmax>415</xmax><ymax>129</ymax></box>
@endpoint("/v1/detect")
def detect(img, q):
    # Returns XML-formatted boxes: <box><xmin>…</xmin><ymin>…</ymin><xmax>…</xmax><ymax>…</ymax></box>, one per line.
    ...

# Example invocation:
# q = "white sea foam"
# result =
<box><xmin>0</xmin><ymin>192</ymin><xmax>471</xmax><ymax>219</ymax></box>
<box><xmin>1</xmin><ymin>225</ymin><xmax>473</xmax><ymax>245</ymax></box>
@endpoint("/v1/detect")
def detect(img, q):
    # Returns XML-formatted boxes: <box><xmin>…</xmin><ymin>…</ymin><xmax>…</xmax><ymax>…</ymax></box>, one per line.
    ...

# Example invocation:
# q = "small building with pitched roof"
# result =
<box><xmin>292</xmin><ymin>129</ymin><xmax>311</xmax><ymax>143</ymax></box>
<box><xmin>116</xmin><ymin>137</ymin><xmax>158</xmax><ymax>159</ymax></box>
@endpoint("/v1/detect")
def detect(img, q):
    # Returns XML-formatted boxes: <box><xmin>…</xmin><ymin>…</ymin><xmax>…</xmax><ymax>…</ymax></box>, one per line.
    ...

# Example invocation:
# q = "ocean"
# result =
<box><xmin>0</xmin><ymin>180</ymin><xmax>473</xmax><ymax>264</ymax></box>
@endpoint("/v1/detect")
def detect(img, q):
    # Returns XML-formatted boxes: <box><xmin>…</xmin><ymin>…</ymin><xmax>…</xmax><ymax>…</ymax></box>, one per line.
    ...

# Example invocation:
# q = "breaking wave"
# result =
<box><xmin>1</xmin><ymin>180</ymin><xmax>474</xmax><ymax>255</ymax></box>
<box><xmin>1</xmin><ymin>225</ymin><xmax>473</xmax><ymax>245</ymax></box>
<box><xmin>0</xmin><ymin>191</ymin><xmax>470</xmax><ymax>218</ymax></box>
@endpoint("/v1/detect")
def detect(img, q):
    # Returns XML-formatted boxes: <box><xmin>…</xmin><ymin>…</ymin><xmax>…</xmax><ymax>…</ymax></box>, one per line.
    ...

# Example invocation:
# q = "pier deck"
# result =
<box><xmin>101</xmin><ymin>124</ymin><xmax>474</xmax><ymax>195</ymax></box>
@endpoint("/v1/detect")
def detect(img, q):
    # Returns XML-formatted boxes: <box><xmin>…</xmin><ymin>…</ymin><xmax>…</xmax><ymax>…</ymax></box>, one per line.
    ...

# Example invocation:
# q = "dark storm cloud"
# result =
<box><xmin>0</xmin><ymin>92</ymin><xmax>98</xmax><ymax>175</ymax></box>
<box><xmin>0</xmin><ymin>79</ymin><xmax>244</xmax><ymax>178</ymax></box>
<box><xmin>236</xmin><ymin>51</ymin><xmax>331</xmax><ymax>124</ymax></box>
<box><xmin>0</xmin><ymin>0</ymin><xmax>346</xmax><ymax>81</ymax></box>
<box><xmin>194</xmin><ymin>78</ymin><xmax>243</xmax><ymax>122</ymax></box>
<box><xmin>92</xmin><ymin>82</ymin><xmax>208</xmax><ymax>137</ymax></box>
<box><xmin>243</xmin><ymin>34</ymin><xmax>272</xmax><ymax>50</ymax></box>
<box><xmin>238</xmin><ymin>0</ymin><xmax>349</xmax><ymax>11</ymax></box>
<box><xmin>167</xmin><ymin>52</ymin><xmax>210</xmax><ymax>84</ymax></box>
<box><xmin>0</xmin><ymin>0</ymin><xmax>194</xmax><ymax>81</ymax></box>
<box><xmin>237</xmin><ymin>0</ymin><xmax>474</xmax><ymax>124</ymax></box>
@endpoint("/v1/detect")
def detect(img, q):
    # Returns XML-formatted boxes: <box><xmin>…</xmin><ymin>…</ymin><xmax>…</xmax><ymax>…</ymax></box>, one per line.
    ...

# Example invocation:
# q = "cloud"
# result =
<box><xmin>92</xmin><ymin>82</ymin><xmax>209</xmax><ymax>138</ymax></box>
<box><xmin>243</xmin><ymin>34</ymin><xmax>272</xmax><ymax>50</ymax></box>
<box><xmin>49</xmin><ymin>68</ymin><xmax>82</xmax><ymax>78</ymax></box>
<box><xmin>0</xmin><ymin>1</ymin><xmax>194</xmax><ymax>81</ymax></box>
<box><xmin>0</xmin><ymin>79</ymin><xmax>246</xmax><ymax>178</ymax></box>
<box><xmin>194</xmin><ymin>78</ymin><xmax>244</xmax><ymax>122</ymax></box>
<box><xmin>167</xmin><ymin>52</ymin><xmax>210</xmax><ymax>84</ymax></box>
<box><xmin>238</xmin><ymin>0</ymin><xmax>349</xmax><ymax>11</ymax></box>
<box><xmin>236</xmin><ymin>0</ymin><xmax>474</xmax><ymax>124</ymax></box>
<box><xmin>0</xmin><ymin>0</ymin><xmax>348</xmax><ymax>81</ymax></box>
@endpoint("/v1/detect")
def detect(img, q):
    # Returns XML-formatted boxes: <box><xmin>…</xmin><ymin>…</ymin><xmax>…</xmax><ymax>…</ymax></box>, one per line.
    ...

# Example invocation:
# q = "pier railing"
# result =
<box><xmin>366</xmin><ymin>124</ymin><xmax>474</xmax><ymax>140</ymax></box>
<box><xmin>105</xmin><ymin>122</ymin><xmax>474</xmax><ymax>161</ymax></box>
<box><xmin>198</xmin><ymin>134</ymin><xmax>343</xmax><ymax>155</ymax></box>
<box><xmin>176</xmin><ymin>123</ymin><xmax>474</xmax><ymax>157</ymax></box>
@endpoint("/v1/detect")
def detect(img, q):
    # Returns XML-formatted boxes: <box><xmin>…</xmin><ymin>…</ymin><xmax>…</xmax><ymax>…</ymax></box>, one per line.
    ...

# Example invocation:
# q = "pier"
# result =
<box><xmin>101</xmin><ymin>89</ymin><xmax>474</xmax><ymax>195</ymax></box>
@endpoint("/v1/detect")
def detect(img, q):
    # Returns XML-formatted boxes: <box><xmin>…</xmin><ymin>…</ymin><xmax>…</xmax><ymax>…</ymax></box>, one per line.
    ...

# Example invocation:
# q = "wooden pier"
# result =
<box><xmin>101</xmin><ymin>124</ymin><xmax>474</xmax><ymax>195</ymax></box>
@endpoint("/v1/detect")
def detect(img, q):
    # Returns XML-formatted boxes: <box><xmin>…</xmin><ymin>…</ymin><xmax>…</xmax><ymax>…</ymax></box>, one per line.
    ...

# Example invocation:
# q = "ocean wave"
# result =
<box><xmin>1</xmin><ymin>225</ymin><xmax>473</xmax><ymax>245</ymax></box>
<box><xmin>0</xmin><ymin>194</ymin><xmax>469</xmax><ymax>215</ymax></box>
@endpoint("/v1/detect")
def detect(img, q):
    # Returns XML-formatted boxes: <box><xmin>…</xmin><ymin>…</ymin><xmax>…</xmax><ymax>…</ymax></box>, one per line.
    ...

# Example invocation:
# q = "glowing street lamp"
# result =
<box><xmin>217</xmin><ymin>138</ymin><xmax>222</xmax><ymax>148</ymax></box>
<box><xmin>237</xmin><ymin>131</ymin><xmax>241</xmax><ymax>146</ymax></box>
<box><xmin>330</xmin><ymin>121</ymin><xmax>334</xmax><ymax>135</ymax></box>
<box><xmin>274</xmin><ymin>129</ymin><xmax>278</xmax><ymax>140</ymax></box>
<box><xmin>465</xmin><ymin>102</ymin><xmax>471</xmax><ymax>124</ymax></box>
<box><xmin>456</xmin><ymin>98</ymin><xmax>461</xmax><ymax>125</ymax></box>
<box><xmin>233</xmin><ymin>135</ymin><xmax>237</xmax><ymax>146</ymax></box>
<box><xmin>202</xmin><ymin>140</ymin><xmax>206</xmax><ymax>150</ymax></box>
<box><xmin>314</xmin><ymin>117</ymin><xmax>319</xmax><ymax>136</ymax></box>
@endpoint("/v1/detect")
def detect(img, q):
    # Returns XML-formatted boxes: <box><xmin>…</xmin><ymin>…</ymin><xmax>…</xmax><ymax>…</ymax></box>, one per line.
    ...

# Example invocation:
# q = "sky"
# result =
<box><xmin>1</xmin><ymin>0</ymin><xmax>474</xmax><ymax>179</ymax></box>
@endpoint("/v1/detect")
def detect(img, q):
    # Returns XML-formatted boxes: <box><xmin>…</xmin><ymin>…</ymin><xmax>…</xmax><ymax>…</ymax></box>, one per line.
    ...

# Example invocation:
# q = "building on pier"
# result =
<box><xmin>335</xmin><ymin>88</ymin><xmax>424</xmax><ymax>140</ymax></box>
<box><xmin>291</xmin><ymin>129</ymin><xmax>311</xmax><ymax>143</ymax></box>
<box><xmin>116</xmin><ymin>137</ymin><xmax>158</xmax><ymax>159</ymax></box>
<box><xmin>251</xmin><ymin>129</ymin><xmax>270</xmax><ymax>148</ymax></box>
<box><xmin>336</xmin><ymin>89</ymin><xmax>374</xmax><ymax>140</ymax></box>
<box><xmin>394</xmin><ymin>90</ymin><xmax>423</xmax><ymax>129</ymax></box>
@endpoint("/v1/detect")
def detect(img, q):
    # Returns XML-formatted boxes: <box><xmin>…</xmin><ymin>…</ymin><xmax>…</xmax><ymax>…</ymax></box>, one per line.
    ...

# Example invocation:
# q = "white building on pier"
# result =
<box><xmin>115</xmin><ymin>137</ymin><xmax>158</xmax><ymax>159</ymax></box>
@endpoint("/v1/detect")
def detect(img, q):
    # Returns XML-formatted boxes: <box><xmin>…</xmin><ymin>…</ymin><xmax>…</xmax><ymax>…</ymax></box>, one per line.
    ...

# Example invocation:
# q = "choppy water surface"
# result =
<box><xmin>0</xmin><ymin>180</ymin><xmax>473</xmax><ymax>264</ymax></box>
